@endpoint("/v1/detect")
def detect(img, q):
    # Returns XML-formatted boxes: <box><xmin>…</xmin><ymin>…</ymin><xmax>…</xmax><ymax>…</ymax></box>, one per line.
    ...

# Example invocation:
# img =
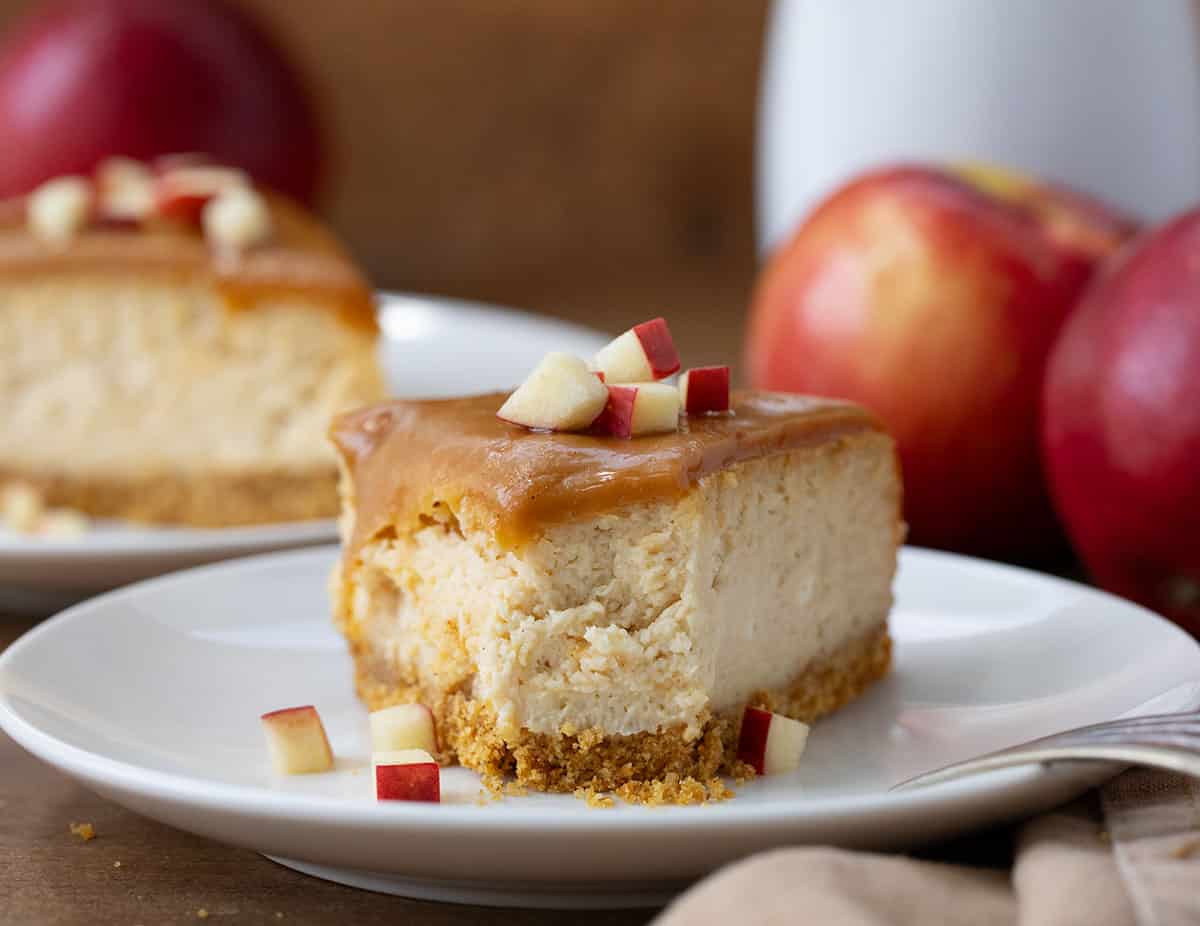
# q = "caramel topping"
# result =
<box><xmin>0</xmin><ymin>191</ymin><xmax>376</xmax><ymax>332</ymax></box>
<box><xmin>331</xmin><ymin>391</ymin><xmax>881</xmax><ymax>554</ymax></box>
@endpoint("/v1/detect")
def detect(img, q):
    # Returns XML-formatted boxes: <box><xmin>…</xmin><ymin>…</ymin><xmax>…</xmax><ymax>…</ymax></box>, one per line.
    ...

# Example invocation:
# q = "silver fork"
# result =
<box><xmin>891</xmin><ymin>709</ymin><xmax>1200</xmax><ymax>790</ymax></box>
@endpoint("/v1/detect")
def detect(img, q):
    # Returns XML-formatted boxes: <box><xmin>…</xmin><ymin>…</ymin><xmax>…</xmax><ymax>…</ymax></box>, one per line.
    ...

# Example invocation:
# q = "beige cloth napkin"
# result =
<box><xmin>655</xmin><ymin>770</ymin><xmax>1200</xmax><ymax>926</ymax></box>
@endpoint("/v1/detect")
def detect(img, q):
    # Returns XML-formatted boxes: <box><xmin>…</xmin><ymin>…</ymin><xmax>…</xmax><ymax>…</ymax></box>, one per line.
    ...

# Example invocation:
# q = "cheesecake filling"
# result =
<box><xmin>338</xmin><ymin>431</ymin><xmax>901</xmax><ymax>740</ymax></box>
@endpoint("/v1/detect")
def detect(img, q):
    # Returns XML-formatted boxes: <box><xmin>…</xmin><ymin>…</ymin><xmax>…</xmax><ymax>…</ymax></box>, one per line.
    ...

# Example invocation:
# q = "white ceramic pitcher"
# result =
<box><xmin>758</xmin><ymin>0</ymin><xmax>1200</xmax><ymax>253</ymax></box>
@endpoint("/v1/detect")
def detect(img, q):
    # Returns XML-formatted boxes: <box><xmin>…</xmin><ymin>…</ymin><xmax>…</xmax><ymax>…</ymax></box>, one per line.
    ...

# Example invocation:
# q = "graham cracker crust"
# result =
<box><xmin>352</xmin><ymin>623</ymin><xmax>892</xmax><ymax>798</ymax></box>
<box><xmin>0</xmin><ymin>464</ymin><xmax>339</xmax><ymax>527</ymax></box>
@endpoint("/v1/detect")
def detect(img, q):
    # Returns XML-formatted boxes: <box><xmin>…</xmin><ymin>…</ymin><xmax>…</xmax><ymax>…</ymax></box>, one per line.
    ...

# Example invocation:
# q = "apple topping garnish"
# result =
<box><xmin>679</xmin><ymin>366</ymin><xmax>731</xmax><ymax>415</ymax></box>
<box><xmin>593</xmin><ymin>317</ymin><xmax>681</xmax><ymax>383</ymax></box>
<box><xmin>369</xmin><ymin>703</ymin><xmax>438</xmax><ymax>755</ymax></box>
<box><xmin>93</xmin><ymin>157</ymin><xmax>154</xmax><ymax>226</ymax></box>
<box><xmin>203</xmin><ymin>187</ymin><xmax>272</xmax><ymax>254</ymax></box>
<box><xmin>498</xmin><ymin>318</ymin><xmax>729</xmax><ymax>437</ymax></box>
<box><xmin>260</xmin><ymin>705</ymin><xmax>334</xmax><ymax>775</ymax></box>
<box><xmin>155</xmin><ymin>165</ymin><xmax>249</xmax><ymax>225</ymax></box>
<box><xmin>28</xmin><ymin>176</ymin><xmax>93</xmax><ymax>243</ymax></box>
<box><xmin>591</xmin><ymin>382</ymin><xmax>681</xmax><ymax>438</ymax></box>
<box><xmin>736</xmin><ymin>706</ymin><xmax>810</xmax><ymax>776</ymax></box>
<box><xmin>497</xmin><ymin>351</ymin><xmax>609</xmax><ymax>431</ymax></box>
<box><xmin>373</xmin><ymin>749</ymin><xmax>441</xmax><ymax>802</ymax></box>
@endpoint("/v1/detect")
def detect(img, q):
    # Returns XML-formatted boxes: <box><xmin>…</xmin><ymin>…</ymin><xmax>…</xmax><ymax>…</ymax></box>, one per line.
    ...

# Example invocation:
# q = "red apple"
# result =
<box><xmin>1044</xmin><ymin>211</ymin><xmax>1200</xmax><ymax>637</ymax></box>
<box><xmin>0</xmin><ymin>0</ymin><xmax>322</xmax><ymax>204</ymax></box>
<box><xmin>679</xmin><ymin>366</ymin><xmax>731</xmax><ymax>415</ymax></box>
<box><xmin>373</xmin><ymin>749</ymin><xmax>441</xmax><ymax>802</ymax></box>
<box><xmin>736</xmin><ymin>706</ymin><xmax>810</xmax><ymax>775</ymax></box>
<box><xmin>746</xmin><ymin>164</ymin><xmax>1136</xmax><ymax>560</ymax></box>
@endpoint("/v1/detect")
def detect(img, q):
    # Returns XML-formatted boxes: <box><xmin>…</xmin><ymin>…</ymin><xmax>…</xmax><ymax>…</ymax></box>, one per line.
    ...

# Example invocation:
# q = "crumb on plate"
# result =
<box><xmin>69</xmin><ymin>822</ymin><xmax>96</xmax><ymax>841</ymax></box>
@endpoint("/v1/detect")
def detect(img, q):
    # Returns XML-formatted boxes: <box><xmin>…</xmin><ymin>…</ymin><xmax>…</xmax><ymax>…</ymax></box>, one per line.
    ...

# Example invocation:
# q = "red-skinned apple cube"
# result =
<box><xmin>679</xmin><ymin>366</ymin><xmax>731</xmax><ymax>415</ymax></box>
<box><xmin>373</xmin><ymin>749</ymin><xmax>441</xmax><ymax>802</ymax></box>
<box><xmin>593</xmin><ymin>317</ymin><xmax>680</xmax><ymax>383</ymax></box>
<box><xmin>591</xmin><ymin>382</ymin><xmax>680</xmax><ymax>438</ymax></box>
<box><xmin>155</xmin><ymin>165</ymin><xmax>248</xmax><ymax>224</ymax></box>
<box><xmin>496</xmin><ymin>351</ymin><xmax>609</xmax><ymax>432</ymax></box>
<box><xmin>369</xmin><ymin>703</ymin><xmax>438</xmax><ymax>754</ymax></box>
<box><xmin>261</xmin><ymin>705</ymin><xmax>334</xmax><ymax>775</ymax></box>
<box><xmin>736</xmin><ymin>706</ymin><xmax>810</xmax><ymax>775</ymax></box>
<box><xmin>590</xmin><ymin>384</ymin><xmax>638</xmax><ymax>438</ymax></box>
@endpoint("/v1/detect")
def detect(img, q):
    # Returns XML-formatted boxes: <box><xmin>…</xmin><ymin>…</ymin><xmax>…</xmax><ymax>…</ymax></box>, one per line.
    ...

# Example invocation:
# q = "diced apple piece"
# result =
<box><xmin>94</xmin><ymin>156</ymin><xmax>154</xmax><ymax>225</ymax></box>
<box><xmin>369</xmin><ymin>703</ymin><xmax>438</xmax><ymax>754</ymax></box>
<box><xmin>497</xmin><ymin>352</ymin><xmax>609</xmax><ymax>431</ymax></box>
<box><xmin>679</xmin><ymin>366</ymin><xmax>731</xmax><ymax>415</ymax></box>
<box><xmin>28</xmin><ymin>176</ymin><xmax>93</xmax><ymax>243</ymax></box>
<box><xmin>261</xmin><ymin>705</ymin><xmax>334</xmax><ymax>774</ymax></box>
<box><xmin>736</xmin><ymin>706</ymin><xmax>810</xmax><ymax>775</ymax></box>
<box><xmin>593</xmin><ymin>317</ymin><xmax>681</xmax><ymax>383</ymax></box>
<box><xmin>155</xmin><ymin>165</ymin><xmax>248</xmax><ymax>224</ymax></box>
<box><xmin>591</xmin><ymin>382</ymin><xmax>681</xmax><ymax>438</ymax></box>
<box><xmin>203</xmin><ymin>187</ymin><xmax>273</xmax><ymax>253</ymax></box>
<box><xmin>373</xmin><ymin>749</ymin><xmax>441</xmax><ymax>802</ymax></box>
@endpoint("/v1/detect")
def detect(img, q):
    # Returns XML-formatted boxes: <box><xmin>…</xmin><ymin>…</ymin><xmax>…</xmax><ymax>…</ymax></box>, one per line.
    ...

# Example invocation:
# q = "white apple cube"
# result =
<box><xmin>261</xmin><ymin>705</ymin><xmax>334</xmax><ymax>774</ymax></box>
<box><xmin>736</xmin><ymin>706</ymin><xmax>810</xmax><ymax>775</ymax></box>
<box><xmin>94</xmin><ymin>156</ymin><xmax>154</xmax><ymax>224</ymax></box>
<box><xmin>679</xmin><ymin>366</ymin><xmax>731</xmax><ymax>415</ymax></box>
<box><xmin>203</xmin><ymin>187</ymin><xmax>273</xmax><ymax>253</ymax></box>
<box><xmin>373</xmin><ymin>748</ymin><xmax>441</xmax><ymax>802</ymax></box>
<box><xmin>28</xmin><ymin>176</ymin><xmax>92</xmax><ymax>243</ymax></box>
<box><xmin>593</xmin><ymin>317</ymin><xmax>681</xmax><ymax>383</ymax></box>
<box><xmin>497</xmin><ymin>351</ymin><xmax>609</xmax><ymax>431</ymax></box>
<box><xmin>369</xmin><ymin>703</ymin><xmax>438</xmax><ymax>754</ymax></box>
<box><xmin>591</xmin><ymin>382</ymin><xmax>681</xmax><ymax>438</ymax></box>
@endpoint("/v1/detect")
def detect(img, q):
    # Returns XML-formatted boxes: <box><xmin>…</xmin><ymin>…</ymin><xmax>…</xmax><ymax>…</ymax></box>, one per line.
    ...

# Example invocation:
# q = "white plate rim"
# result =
<box><xmin>3</xmin><ymin>545</ymin><xmax>1198</xmax><ymax>835</ymax></box>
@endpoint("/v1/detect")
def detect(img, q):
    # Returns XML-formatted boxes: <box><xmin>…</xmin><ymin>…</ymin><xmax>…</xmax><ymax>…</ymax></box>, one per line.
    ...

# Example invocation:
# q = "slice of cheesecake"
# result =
<box><xmin>330</xmin><ymin>391</ymin><xmax>903</xmax><ymax>794</ymax></box>
<box><xmin>0</xmin><ymin>160</ymin><xmax>386</xmax><ymax>527</ymax></box>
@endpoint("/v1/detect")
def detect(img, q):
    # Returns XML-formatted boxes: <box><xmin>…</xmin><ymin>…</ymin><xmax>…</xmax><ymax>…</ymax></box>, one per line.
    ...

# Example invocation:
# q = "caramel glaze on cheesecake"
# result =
<box><xmin>331</xmin><ymin>390</ymin><xmax>880</xmax><ymax>553</ymax></box>
<box><xmin>330</xmin><ymin>392</ymin><xmax>902</xmax><ymax>799</ymax></box>
<box><xmin>0</xmin><ymin>192</ymin><xmax>377</xmax><ymax>331</ymax></box>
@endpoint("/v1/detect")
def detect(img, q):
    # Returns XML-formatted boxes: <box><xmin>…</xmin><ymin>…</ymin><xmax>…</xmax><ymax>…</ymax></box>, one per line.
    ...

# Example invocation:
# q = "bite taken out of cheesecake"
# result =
<box><xmin>329</xmin><ymin>388</ymin><xmax>903</xmax><ymax>796</ymax></box>
<box><xmin>0</xmin><ymin>158</ymin><xmax>386</xmax><ymax>528</ymax></box>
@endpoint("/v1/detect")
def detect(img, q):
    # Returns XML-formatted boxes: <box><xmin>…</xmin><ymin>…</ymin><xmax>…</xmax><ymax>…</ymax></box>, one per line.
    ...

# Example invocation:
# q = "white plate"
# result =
<box><xmin>0</xmin><ymin>293</ymin><xmax>609</xmax><ymax>614</ymax></box>
<box><xmin>2</xmin><ymin>547</ymin><xmax>1198</xmax><ymax>909</ymax></box>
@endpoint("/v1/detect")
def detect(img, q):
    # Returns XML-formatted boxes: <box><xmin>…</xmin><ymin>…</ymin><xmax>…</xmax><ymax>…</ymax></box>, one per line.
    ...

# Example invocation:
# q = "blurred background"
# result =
<box><xmin>0</xmin><ymin>0</ymin><xmax>766</xmax><ymax>368</ymax></box>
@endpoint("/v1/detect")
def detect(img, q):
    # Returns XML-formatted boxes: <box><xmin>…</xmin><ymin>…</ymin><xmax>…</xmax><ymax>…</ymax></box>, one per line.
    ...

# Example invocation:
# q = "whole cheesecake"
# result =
<box><xmin>330</xmin><ymin>390</ymin><xmax>902</xmax><ymax>794</ymax></box>
<box><xmin>0</xmin><ymin>160</ymin><xmax>386</xmax><ymax>527</ymax></box>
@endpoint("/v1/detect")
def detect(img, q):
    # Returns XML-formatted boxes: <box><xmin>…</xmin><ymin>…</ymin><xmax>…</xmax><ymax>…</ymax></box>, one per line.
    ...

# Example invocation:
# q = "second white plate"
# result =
<box><xmin>0</xmin><ymin>293</ymin><xmax>609</xmax><ymax>613</ymax></box>
<box><xmin>2</xmin><ymin>546</ymin><xmax>1198</xmax><ymax>907</ymax></box>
